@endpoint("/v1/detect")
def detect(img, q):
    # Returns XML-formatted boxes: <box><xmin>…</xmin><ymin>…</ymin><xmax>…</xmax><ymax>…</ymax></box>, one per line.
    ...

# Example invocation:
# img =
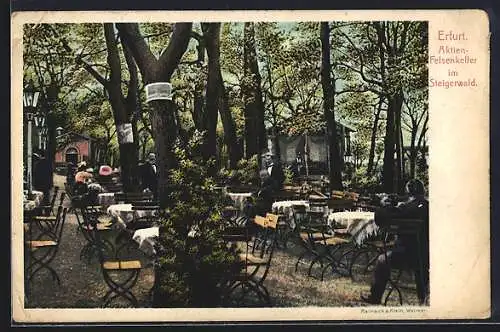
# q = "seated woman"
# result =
<box><xmin>361</xmin><ymin>179</ymin><xmax>429</xmax><ymax>305</ymax></box>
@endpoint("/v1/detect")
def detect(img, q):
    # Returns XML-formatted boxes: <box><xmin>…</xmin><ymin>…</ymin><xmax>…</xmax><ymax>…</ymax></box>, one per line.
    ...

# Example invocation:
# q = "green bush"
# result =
<box><xmin>217</xmin><ymin>154</ymin><xmax>260</xmax><ymax>188</ymax></box>
<box><xmin>348</xmin><ymin>166</ymin><xmax>381</xmax><ymax>194</ymax></box>
<box><xmin>152</xmin><ymin>133</ymin><xmax>243</xmax><ymax>307</ymax></box>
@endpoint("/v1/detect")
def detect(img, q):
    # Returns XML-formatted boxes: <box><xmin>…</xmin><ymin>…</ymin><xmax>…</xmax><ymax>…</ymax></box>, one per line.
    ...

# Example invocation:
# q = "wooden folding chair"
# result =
<box><xmin>25</xmin><ymin>206</ymin><xmax>67</xmax><ymax>287</ymax></box>
<box><xmin>39</xmin><ymin>186</ymin><xmax>59</xmax><ymax>216</ymax></box>
<box><xmin>379</xmin><ymin>218</ymin><xmax>428</xmax><ymax>306</ymax></box>
<box><xmin>94</xmin><ymin>228</ymin><xmax>143</xmax><ymax>307</ymax></box>
<box><xmin>223</xmin><ymin>214</ymin><xmax>279</xmax><ymax>306</ymax></box>
<box><xmin>77</xmin><ymin>205</ymin><xmax>115</xmax><ymax>264</ymax></box>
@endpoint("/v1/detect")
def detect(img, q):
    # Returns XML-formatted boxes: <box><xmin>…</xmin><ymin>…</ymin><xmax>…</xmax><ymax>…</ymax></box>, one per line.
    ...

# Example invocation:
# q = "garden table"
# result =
<box><xmin>327</xmin><ymin>211</ymin><xmax>378</xmax><ymax>245</ymax></box>
<box><xmin>272</xmin><ymin>200</ymin><xmax>310</xmax><ymax>229</ymax></box>
<box><xmin>24</xmin><ymin>190</ymin><xmax>44</xmax><ymax>208</ymax></box>
<box><xmin>132</xmin><ymin>226</ymin><xmax>159</xmax><ymax>256</ymax></box>
<box><xmin>106</xmin><ymin>203</ymin><xmax>159</xmax><ymax>229</ymax></box>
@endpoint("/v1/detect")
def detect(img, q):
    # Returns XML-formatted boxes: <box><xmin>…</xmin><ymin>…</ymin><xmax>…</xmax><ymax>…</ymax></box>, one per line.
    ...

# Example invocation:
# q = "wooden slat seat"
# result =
<box><xmin>300</xmin><ymin>232</ymin><xmax>329</xmax><ymax>241</ymax></box>
<box><xmin>102</xmin><ymin>260</ymin><xmax>142</xmax><ymax>270</ymax></box>
<box><xmin>26</xmin><ymin>240</ymin><xmax>57</xmax><ymax>248</ymax></box>
<box><xmin>334</xmin><ymin>228</ymin><xmax>350</xmax><ymax>235</ymax></box>
<box><xmin>33</xmin><ymin>216</ymin><xmax>57</xmax><ymax>221</ymax></box>
<box><xmin>83</xmin><ymin>223</ymin><xmax>112</xmax><ymax>231</ymax></box>
<box><xmin>239</xmin><ymin>253</ymin><xmax>267</xmax><ymax>265</ymax></box>
<box><xmin>367</xmin><ymin>240</ymin><xmax>396</xmax><ymax>248</ymax></box>
<box><xmin>323</xmin><ymin>237</ymin><xmax>350</xmax><ymax>246</ymax></box>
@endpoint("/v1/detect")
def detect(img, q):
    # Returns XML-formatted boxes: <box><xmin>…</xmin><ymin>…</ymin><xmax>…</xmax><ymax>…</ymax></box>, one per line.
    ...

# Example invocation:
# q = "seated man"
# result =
<box><xmin>361</xmin><ymin>179</ymin><xmax>429</xmax><ymax>305</ymax></box>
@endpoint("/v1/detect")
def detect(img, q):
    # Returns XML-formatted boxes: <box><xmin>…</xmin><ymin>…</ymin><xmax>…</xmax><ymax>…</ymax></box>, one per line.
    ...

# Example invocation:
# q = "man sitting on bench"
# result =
<box><xmin>361</xmin><ymin>179</ymin><xmax>429</xmax><ymax>305</ymax></box>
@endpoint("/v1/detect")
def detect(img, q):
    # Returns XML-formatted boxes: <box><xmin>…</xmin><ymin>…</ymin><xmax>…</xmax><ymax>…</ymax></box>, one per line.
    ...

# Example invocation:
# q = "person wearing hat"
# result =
<box><xmin>73</xmin><ymin>161</ymin><xmax>93</xmax><ymax>196</ymax></box>
<box><xmin>140</xmin><ymin>152</ymin><xmax>158</xmax><ymax>198</ymax></box>
<box><xmin>361</xmin><ymin>179</ymin><xmax>429</xmax><ymax>305</ymax></box>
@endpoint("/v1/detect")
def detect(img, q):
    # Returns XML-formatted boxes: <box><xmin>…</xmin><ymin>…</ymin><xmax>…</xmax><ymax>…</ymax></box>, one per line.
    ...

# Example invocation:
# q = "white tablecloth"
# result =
<box><xmin>107</xmin><ymin>203</ymin><xmax>159</xmax><ymax>229</ymax></box>
<box><xmin>272</xmin><ymin>200</ymin><xmax>310</xmax><ymax>229</ymax></box>
<box><xmin>98</xmin><ymin>193</ymin><xmax>115</xmax><ymax>207</ymax></box>
<box><xmin>132</xmin><ymin>226</ymin><xmax>159</xmax><ymax>256</ymax></box>
<box><xmin>23</xmin><ymin>190</ymin><xmax>44</xmax><ymax>211</ymax></box>
<box><xmin>328</xmin><ymin>211</ymin><xmax>378</xmax><ymax>245</ymax></box>
<box><xmin>227</xmin><ymin>192</ymin><xmax>253</xmax><ymax>210</ymax></box>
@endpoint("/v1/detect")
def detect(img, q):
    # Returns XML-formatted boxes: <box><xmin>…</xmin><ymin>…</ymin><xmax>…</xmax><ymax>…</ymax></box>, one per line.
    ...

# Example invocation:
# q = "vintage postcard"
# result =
<box><xmin>11</xmin><ymin>10</ymin><xmax>490</xmax><ymax>323</ymax></box>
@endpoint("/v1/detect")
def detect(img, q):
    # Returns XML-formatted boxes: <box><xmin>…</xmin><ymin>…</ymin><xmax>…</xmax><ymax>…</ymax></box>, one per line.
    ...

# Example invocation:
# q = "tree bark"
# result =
<box><xmin>242</xmin><ymin>22</ymin><xmax>267</xmax><ymax>161</ymax></box>
<box><xmin>265</xmin><ymin>57</ymin><xmax>281</xmax><ymax>161</ymax></box>
<box><xmin>218</xmin><ymin>81</ymin><xmax>243</xmax><ymax>169</ymax></box>
<box><xmin>382</xmin><ymin>96</ymin><xmax>396</xmax><ymax>193</ymax></box>
<box><xmin>201</xmin><ymin>23</ymin><xmax>221</xmax><ymax>172</ymax></box>
<box><xmin>118</xmin><ymin>23</ymin><xmax>192</xmax><ymax>208</ymax></box>
<box><xmin>103</xmin><ymin>23</ymin><xmax>140</xmax><ymax>192</ymax></box>
<box><xmin>367</xmin><ymin>99</ymin><xmax>383</xmax><ymax>176</ymax></box>
<box><xmin>320</xmin><ymin>22</ymin><xmax>343</xmax><ymax>191</ymax></box>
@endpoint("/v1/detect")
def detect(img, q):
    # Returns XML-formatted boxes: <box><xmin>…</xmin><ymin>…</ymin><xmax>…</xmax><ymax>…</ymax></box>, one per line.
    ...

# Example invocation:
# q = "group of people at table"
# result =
<box><xmin>60</xmin><ymin>152</ymin><xmax>428</xmax><ymax>306</ymax></box>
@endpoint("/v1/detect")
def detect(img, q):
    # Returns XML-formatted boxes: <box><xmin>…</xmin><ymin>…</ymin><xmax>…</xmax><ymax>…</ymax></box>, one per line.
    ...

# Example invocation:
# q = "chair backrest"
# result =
<box><xmin>344</xmin><ymin>191</ymin><xmax>360</xmax><ymax>202</ymax></box>
<box><xmin>380</xmin><ymin>218</ymin><xmax>427</xmax><ymax>270</ymax></box>
<box><xmin>44</xmin><ymin>205</ymin><xmax>67</xmax><ymax>243</ymax></box>
<box><xmin>115</xmin><ymin>191</ymin><xmax>154</xmax><ymax>204</ymax></box>
<box><xmin>291</xmin><ymin>204</ymin><xmax>308</xmax><ymax>227</ymax></box>
<box><xmin>104</xmin><ymin>183</ymin><xmax>123</xmax><ymax>193</ymax></box>
<box><xmin>265</xmin><ymin>213</ymin><xmax>279</xmax><ymax>229</ymax></box>
<box><xmin>49</xmin><ymin>186</ymin><xmax>60</xmax><ymax>207</ymax></box>
<box><xmin>56</xmin><ymin>207</ymin><xmax>68</xmax><ymax>242</ymax></box>
<box><xmin>327</xmin><ymin>199</ymin><xmax>354</xmax><ymax>212</ymax></box>
<box><xmin>58</xmin><ymin>191</ymin><xmax>66</xmax><ymax>207</ymax></box>
<box><xmin>331</xmin><ymin>190</ymin><xmax>345</xmax><ymax>199</ymax></box>
<box><xmin>252</xmin><ymin>213</ymin><xmax>279</xmax><ymax>282</ymax></box>
<box><xmin>128</xmin><ymin>215</ymin><xmax>158</xmax><ymax>231</ymax></box>
<box><xmin>254</xmin><ymin>215</ymin><xmax>268</xmax><ymax>228</ymax></box>
<box><xmin>64</xmin><ymin>182</ymin><xmax>73</xmax><ymax>199</ymax></box>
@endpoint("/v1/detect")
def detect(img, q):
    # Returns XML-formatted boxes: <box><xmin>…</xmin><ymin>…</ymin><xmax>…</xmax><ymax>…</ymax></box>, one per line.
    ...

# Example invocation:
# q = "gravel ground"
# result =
<box><xmin>24</xmin><ymin>175</ymin><xmax>422</xmax><ymax>308</ymax></box>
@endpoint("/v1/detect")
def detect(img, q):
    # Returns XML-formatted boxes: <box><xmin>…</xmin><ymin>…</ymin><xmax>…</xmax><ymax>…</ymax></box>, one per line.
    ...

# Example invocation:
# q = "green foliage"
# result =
<box><xmin>153</xmin><ymin>132</ymin><xmax>242</xmax><ymax>307</ymax></box>
<box><xmin>217</xmin><ymin>154</ymin><xmax>260</xmax><ymax>187</ymax></box>
<box><xmin>347</xmin><ymin>166</ymin><xmax>381</xmax><ymax>193</ymax></box>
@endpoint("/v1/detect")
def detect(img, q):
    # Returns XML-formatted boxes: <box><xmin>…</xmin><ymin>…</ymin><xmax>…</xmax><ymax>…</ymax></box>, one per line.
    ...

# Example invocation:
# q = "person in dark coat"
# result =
<box><xmin>140</xmin><ymin>152</ymin><xmax>158</xmax><ymax>198</ymax></box>
<box><xmin>361</xmin><ymin>179</ymin><xmax>429</xmax><ymax>305</ymax></box>
<box><xmin>32</xmin><ymin>150</ymin><xmax>52</xmax><ymax>204</ymax></box>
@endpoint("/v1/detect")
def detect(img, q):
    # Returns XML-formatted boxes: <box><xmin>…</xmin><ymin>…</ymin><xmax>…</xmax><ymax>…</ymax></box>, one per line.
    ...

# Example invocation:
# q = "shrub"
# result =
<box><xmin>348</xmin><ymin>166</ymin><xmax>382</xmax><ymax>194</ymax></box>
<box><xmin>217</xmin><ymin>154</ymin><xmax>260</xmax><ymax>188</ymax></box>
<box><xmin>152</xmin><ymin>133</ymin><xmax>243</xmax><ymax>307</ymax></box>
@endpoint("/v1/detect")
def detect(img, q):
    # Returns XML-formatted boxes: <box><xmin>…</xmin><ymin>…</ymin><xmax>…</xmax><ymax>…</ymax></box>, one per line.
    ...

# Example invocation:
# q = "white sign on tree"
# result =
<box><xmin>145</xmin><ymin>82</ymin><xmax>172</xmax><ymax>103</ymax></box>
<box><xmin>117</xmin><ymin>123</ymin><xmax>134</xmax><ymax>144</ymax></box>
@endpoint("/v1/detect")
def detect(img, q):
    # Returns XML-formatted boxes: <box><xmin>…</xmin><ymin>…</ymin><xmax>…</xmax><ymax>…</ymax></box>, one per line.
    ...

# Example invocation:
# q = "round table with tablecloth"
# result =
<box><xmin>271</xmin><ymin>200</ymin><xmax>310</xmax><ymax>229</ymax></box>
<box><xmin>106</xmin><ymin>203</ymin><xmax>159</xmax><ymax>229</ymax></box>
<box><xmin>327</xmin><ymin>211</ymin><xmax>378</xmax><ymax>245</ymax></box>
<box><xmin>23</xmin><ymin>190</ymin><xmax>45</xmax><ymax>211</ymax></box>
<box><xmin>132</xmin><ymin>226</ymin><xmax>159</xmax><ymax>256</ymax></box>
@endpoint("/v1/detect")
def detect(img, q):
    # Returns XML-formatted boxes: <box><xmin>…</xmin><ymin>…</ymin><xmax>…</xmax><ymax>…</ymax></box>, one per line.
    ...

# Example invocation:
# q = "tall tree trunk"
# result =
<box><xmin>382</xmin><ymin>92</ymin><xmax>403</xmax><ymax>193</ymax></box>
<box><xmin>201</xmin><ymin>23</ymin><xmax>221</xmax><ymax>174</ymax></box>
<box><xmin>118</xmin><ymin>23</ymin><xmax>192</xmax><ymax>208</ymax></box>
<box><xmin>367</xmin><ymin>98</ymin><xmax>383</xmax><ymax>176</ymax></box>
<box><xmin>265</xmin><ymin>57</ymin><xmax>281</xmax><ymax>160</ymax></box>
<box><xmin>103</xmin><ymin>23</ymin><xmax>140</xmax><ymax>193</ymax></box>
<box><xmin>218</xmin><ymin>82</ymin><xmax>243</xmax><ymax>169</ymax></box>
<box><xmin>394</xmin><ymin>93</ymin><xmax>404</xmax><ymax>193</ymax></box>
<box><xmin>193</xmin><ymin>89</ymin><xmax>204</xmax><ymax>131</ymax></box>
<box><xmin>382</xmin><ymin>96</ymin><xmax>396</xmax><ymax>193</ymax></box>
<box><xmin>242</xmin><ymin>22</ymin><xmax>266</xmax><ymax>162</ymax></box>
<box><xmin>320</xmin><ymin>22</ymin><xmax>343</xmax><ymax>191</ymax></box>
